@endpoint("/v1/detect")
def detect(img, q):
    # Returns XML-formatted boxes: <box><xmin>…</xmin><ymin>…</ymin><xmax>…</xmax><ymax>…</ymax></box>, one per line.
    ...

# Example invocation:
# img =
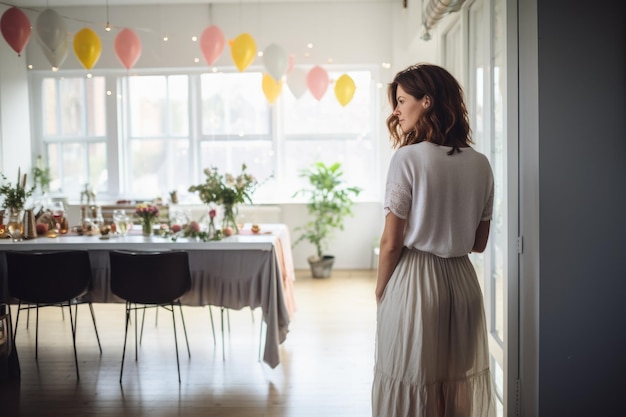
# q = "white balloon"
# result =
<box><xmin>35</xmin><ymin>8</ymin><xmax>68</xmax><ymax>52</ymax></box>
<box><xmin>40</xmin><ymin>35</ymin><xmax>69</xmax><ymax>68</ymax></box>
<box><xmin>262</xmin><ymin>43</ymin><xmax>289</xmax><ymax>82</ymax></box>
<box><xmin>287</xmin><ymin>67</ymin><xmax>308</xmax><ymax>99</ymax></box>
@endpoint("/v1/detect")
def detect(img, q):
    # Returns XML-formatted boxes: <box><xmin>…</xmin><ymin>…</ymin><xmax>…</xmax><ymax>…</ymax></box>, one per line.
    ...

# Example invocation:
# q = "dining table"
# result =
<box><xmin>0</xmin><ymin>223</ymin><xmax>296</xmax><ymax>372</ymax></box>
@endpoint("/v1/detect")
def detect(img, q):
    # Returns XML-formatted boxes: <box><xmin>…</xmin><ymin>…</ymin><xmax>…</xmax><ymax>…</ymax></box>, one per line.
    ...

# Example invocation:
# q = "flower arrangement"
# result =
<box><xmin>0</xmin><ymin>170</ymin><xmax>34</xmax><ymax>211</ymax></box>
<box><xmin>135</xmin><ymin>203</ymin><xmax>159</xmax><ymax>236</ymax></box>
<box><xmin>188</xmin><ymin>164</ymin><xmax>258</xmax><ymax>235</ymax></box>
<box><xmin>188</xmin><ymin>164</ymin><xmax>258</xmax><ymax>207</ymax></box>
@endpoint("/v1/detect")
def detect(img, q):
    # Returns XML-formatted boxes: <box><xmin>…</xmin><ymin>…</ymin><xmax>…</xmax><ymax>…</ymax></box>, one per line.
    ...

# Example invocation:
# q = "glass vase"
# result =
<box><xmin>222</xmin><ymin>204</ymin><xmax>239</xmax><ymax>235</ymax></box>
<box><xmin>141</xmin><ymin>218</ymin><xmax>154</xmax><ymax>236</ymax></box>
<box><xmin>6</xmin><ymin>207</ymin><xmax>23</xmax><ymax>241</ymax></box>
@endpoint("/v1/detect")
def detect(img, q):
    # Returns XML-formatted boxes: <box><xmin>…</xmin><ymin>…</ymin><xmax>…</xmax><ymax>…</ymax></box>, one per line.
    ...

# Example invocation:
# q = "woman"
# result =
<box><xmin>372</xmin><ymin>64</ymin><xmax>495</xmax><ymax>417</ymax></box>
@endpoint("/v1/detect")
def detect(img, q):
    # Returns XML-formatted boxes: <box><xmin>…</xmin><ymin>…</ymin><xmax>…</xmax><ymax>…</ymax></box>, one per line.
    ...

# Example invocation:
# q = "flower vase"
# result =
<box><xmin>222</xmin><ymin>205</ymin><xmax>239</xmax><ymax>234</ymax></box>
<box><xmin>208</xmin><ymin>218</ymin><xmax>217</xmax><ymax>239</ymax></box>
<box><xmin>141</xmin><ymin>218</ymin><xmax>154</xmax><ymax>236</ymax></box>
<box><xmin>6</xmin><ymin>207</ymin><xmax>23</xmax><ymax>241</ymax></box>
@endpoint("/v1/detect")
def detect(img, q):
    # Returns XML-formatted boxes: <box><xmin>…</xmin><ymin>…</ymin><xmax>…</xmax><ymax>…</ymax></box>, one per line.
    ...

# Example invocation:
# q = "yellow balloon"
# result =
<box><xmin>334</xmin><ymin>74</ymin><xmax>357</xmax><ymax>107</ymax></box>
<box><xmin>73</xmin><ymin>27</ymin><xmax>101</xmax><ymax>70</ymax></box>
<box><xmin>230</xmin><ymin>33</ymin><xmax>256</xmax><ymax>72</ymax></box>
<box><xmin>262</xmin><ymin>73</ymin><xmax>282</xmax><ymax>104</ymax></box>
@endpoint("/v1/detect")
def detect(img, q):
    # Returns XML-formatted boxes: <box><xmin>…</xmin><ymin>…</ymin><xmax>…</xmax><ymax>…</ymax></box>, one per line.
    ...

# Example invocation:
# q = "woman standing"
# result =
<box><xmin>372</xmin><ymin>64</ymin><xmax>495</xmax><ymax>417</ymax></box>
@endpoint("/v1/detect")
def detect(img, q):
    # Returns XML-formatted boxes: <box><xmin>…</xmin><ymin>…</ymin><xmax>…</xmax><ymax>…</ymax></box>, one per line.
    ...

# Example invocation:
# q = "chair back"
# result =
<box><xmin>6</xmin><ymin>251</ymin><xmax>92</xmax><ymax>304</ymax></box>
<box><xmin>109</xmin><ymin>251</ymin><xmax>191</xmax><ymax>305</ymax></box>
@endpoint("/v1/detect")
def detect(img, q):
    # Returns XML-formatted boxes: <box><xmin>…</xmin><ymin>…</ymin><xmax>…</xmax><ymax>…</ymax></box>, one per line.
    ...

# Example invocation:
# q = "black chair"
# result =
<box><xmin>109</xmin><ymin>250</ymin><xmax>191</xmax><ymax>383</ymax></box>
<box><xmin>6</xmin><ymin>250</ymin><xmax>102</xmax><ymax>380</ymax></box>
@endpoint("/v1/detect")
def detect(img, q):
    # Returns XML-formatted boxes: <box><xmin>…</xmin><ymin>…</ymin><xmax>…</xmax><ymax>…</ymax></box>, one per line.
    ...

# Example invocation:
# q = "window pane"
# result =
<box><xmin>89</xmin><ymin>142</ymin><xmax>108</xmax><ymax>193</ymax></box>
<box><xmin>42</xmin><ymin>79</ymin><xmax>58</xmax><ymax>136</ymax></box>
<box><xmin>59</xmin><ymin>78</ymin><xmax>84</xmax><ymax>136</ymax></box>
<box><xmin>282</xmin><ymin>70</ymin><xmax>377</xmax><ymax>201</ymax></box>
<box><xmin>86</xmin><ymin>77</ymin><xmax>106</xmax><ymax>136</ymax></box>
<box><xmin>129</xmin><ymin>138</ymin><xmax>190</xmax><ymax>197</ymax></box>
<box><xmin>129</xmin><ymin>75</ymin><xmax>189</xmax><ymax>137</ymax></box>
<box><xmin>283</xmin><ymin>137</ymin><xmax>376</xmax><ymax>200</ymax></box>
<box><xmin>284</xmin><ymin>71</ymin><xmax>372</xmax><ymax>135</ymax></box>
<box><xmin>61</xmin><ymin>142</ymin><xmax>87</xmax><ymax>195</ymax></box>
<box><xmin>201</xmin><ymin>72</ymin><xmax>270</xmax><ymax>136</ymax></box>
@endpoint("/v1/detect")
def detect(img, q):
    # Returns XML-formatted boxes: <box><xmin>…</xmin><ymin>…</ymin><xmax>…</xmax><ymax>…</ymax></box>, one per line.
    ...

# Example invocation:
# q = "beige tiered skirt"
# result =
<box><xmin>372</xmin><ymin>248</ymin><xmax>495</xmax><ymax>417</ymax></box>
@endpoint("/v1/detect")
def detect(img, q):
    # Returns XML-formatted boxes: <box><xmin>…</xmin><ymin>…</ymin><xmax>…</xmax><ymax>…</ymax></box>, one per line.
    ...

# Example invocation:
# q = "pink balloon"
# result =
<box><xmin>200</xmin><ymin>25</ymin><xmax>225</xmax><ymax>66</ymax></box>
<box><xmin>1</xmin><ymin>7</ymin><xmax>31</xmax><ymax>56</ymax></box>
<box><xmin>306</xmin><ymin>66</ymin><xmax>329</xmax><ymax>101</ymax></box>
<box><xmin>114</xmin><ymin>28</ymin><xmax>141</xmax><ymax>70</ymax></box>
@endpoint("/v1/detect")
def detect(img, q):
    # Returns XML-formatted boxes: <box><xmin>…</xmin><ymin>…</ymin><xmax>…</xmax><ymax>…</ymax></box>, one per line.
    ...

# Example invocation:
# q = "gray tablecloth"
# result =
<box><xmin>0</xmin><ymin>247</ymin><xmax>290</xmax><ymax>369</ymax></box>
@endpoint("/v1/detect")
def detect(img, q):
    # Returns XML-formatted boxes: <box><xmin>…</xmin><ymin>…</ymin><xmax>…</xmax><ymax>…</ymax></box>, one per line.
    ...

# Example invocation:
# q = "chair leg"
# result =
<box><xmin>258</xmin><ymin>315</ymin><xmax>264</xmax><ymax>362</ymax></box>
<box><xmin>13</xmin><ymin>302</ymin><xmax>21</xmax><ymax>341</ymax></box>
<box><xmin>88</xmin><ymin>302</ymin><xmax>103</xmax><ymax>354</ymax></box>
<box><xmin>120</xmin><ymin>302</ymin><xmax>132</xmax><ymax>383</ymax></box>
<box><xmin>35</xmin><ymin>305</ymin><xmax>40</xmax><ymax>360</ymax></box>
<box><xmin>207</xmin><ymin>306</ymin><xmax>216</xmax><ymax>346</ymax></box>
<box><xmin>67</xmin><ymin>300</ymin><xmax>80</xmax><ymax>380</ymax></box>
<box><xmin>177</xmin><ymin>303</ymin><xmax>191</xmax><ymax>358</ymax></box>
<box><xmin>170</xmin><ymin>303</ymin><xmax>181</xmax><ymax>383</ymax></box>
<box><xmin>220</xmin><ymin>307</ymin><xmax>226</xmax><ymax>361</ymax></box>
<box><xmin>140</xmin><ymin>306</ymin><xmax>147</xmax><ymax>345</ymax></box>
<box><xmin>134</xmin><ymin>306</ymin><xmax>139</xmax><ymax>360</ymax></box>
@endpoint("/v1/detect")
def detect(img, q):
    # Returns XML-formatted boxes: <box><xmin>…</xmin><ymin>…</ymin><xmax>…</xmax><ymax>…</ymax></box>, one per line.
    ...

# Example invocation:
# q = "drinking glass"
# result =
<box><xmin>50</xmin><ymin>201</ymin><xmax>65</xmax><ymax>233</ymax></box>
<box><xmin>113</xmin><ymin>209</ymin><xmax>130</xmax><ymax>236</ymax></box>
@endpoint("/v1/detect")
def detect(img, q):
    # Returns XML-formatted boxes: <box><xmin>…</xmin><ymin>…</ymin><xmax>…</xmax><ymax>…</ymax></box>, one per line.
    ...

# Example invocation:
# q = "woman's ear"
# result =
<box><xmin>423</xmin><ymin>95</ymin><xmax>431</xmax><ymax>109</ymax></box>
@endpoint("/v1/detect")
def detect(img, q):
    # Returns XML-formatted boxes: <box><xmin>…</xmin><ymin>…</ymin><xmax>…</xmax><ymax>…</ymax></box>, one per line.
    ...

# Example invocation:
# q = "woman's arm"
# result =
<box><xmin>471</xmin><ymin>220</ymin><xmax>491</xmax><ymax>253</ymax></box>
<box><xmin>375</xmin><ymin>212</ymin><xmax>406</xmax><ymax>303</ymax></box>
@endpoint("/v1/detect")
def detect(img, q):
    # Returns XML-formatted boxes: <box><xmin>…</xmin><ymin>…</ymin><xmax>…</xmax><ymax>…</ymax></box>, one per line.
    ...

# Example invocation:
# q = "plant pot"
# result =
<box><xmin>308</xmin><ymin>255</ymin><xmax>335</xmax><ymax>278</ymax></box>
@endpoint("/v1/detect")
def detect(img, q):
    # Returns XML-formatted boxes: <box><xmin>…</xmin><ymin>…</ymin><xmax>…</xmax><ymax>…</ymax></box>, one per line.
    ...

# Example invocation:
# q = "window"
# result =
<box><xmin>121</xmin><ymin>74</ymin><xmax>191</xmax><ymax>196</ymax></box>
<box><xmin>37</xmin><ymin>75</ymin><xmax>107</xmax><ymax>196</ymax></box>
<box><xmin>30</xmin><ymin>67</ymin><xmax>380</xmax><ymax>204</ymax></box>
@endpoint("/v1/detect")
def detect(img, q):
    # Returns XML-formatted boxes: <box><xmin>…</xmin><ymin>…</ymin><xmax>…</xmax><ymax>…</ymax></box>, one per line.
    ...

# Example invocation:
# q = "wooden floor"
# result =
<box><xmin>0</xmin><ymin>269</ymin><xmax>377</xmax><ymax>417</ymax></box>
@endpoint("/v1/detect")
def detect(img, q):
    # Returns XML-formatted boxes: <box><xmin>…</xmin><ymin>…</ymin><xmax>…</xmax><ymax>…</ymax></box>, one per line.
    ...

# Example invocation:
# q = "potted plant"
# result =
<box><xmin>293</xmin><ymin>162</ymin><xmax>361</xmax><ymax>278</ymax></box>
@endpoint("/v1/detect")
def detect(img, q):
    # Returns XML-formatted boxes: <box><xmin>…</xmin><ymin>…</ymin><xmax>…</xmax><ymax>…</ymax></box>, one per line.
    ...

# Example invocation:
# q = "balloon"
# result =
<box><xmin>230</xmin><ymin>33</ymin><xmax>256</xmax><ymax>72</ymax></box>
<box><xmin>262</xmin><ymin>73</ymin><xmax>283</xmax><ymax>104</ymax></box>
<box><xmin>73</xmin><ymin>27</ymin><xmax>101</xmax><ymax>70</ymax></box>
<box><xmin>262</xmin><ymin>43</ymin><xmax>288</xmax><ymax>82</ymax></box>
<box><xmin>41</xmin><ymin>36</ymin><xmax>69</xmax><ymax>68</ymax></box>
<box><xmin>334</xmin><ymin>74</ymin><xmax>357</xmax><ymax>107</ymax></box>
<box><xmin>200</xmin><ymin>25</ymin><xmax>225</xmax><ymax>65</ymax></box>
<box><xmin>35</xmin><ymin>8</ymin><xmax>68</xmax><ymax>53</ymax></box>
<box><xmin>1</xmin><ymin>7</ymin><xmax>31</xmax><ymax>56</ymax></box>
<box><xmin>306</xmin><ymin>66</ymin><xmax>329</xmax><ymax>101</ymax></box>
<box><xmin>114</xmin><ymin>28</ymin><xmax>142</xmax><ymax>70</ymax></box>
<box><xmin>287</xmin><ymin>67</ymin><xmax>307</xmax><ymax>99</ymax></box>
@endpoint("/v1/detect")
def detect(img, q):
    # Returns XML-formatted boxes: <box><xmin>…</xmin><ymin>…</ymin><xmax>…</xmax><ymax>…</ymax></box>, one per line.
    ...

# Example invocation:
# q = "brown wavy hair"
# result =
<box><xmin>386</xmin><ymin>63</ymin><xmax>472</xmax><ymax>154</ymax></box>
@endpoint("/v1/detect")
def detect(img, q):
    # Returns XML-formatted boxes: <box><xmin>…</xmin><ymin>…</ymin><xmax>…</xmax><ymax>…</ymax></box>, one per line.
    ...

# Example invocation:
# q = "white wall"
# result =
<box><xmin>1</xmin><ymin>1</ymin><xmax>439</xmax><ymax>270</ymax></box>
<box><xmin>0</xmin><ymin>5</ymin><xmax>32</xmax><ymax>180</ymax></box>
